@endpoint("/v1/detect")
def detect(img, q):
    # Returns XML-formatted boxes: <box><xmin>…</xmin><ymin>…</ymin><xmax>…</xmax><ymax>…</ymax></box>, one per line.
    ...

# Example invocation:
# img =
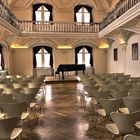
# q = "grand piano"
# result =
<box><xmin>55</xmin><ymin>64</ymin><xmax>85</xmax><ymax>79</ymax></box>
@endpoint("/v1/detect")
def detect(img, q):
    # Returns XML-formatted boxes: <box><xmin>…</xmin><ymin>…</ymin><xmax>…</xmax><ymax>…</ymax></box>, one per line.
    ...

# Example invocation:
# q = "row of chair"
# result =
<box><xmin>79</xmin><ymin>73</ymin><xmax>140</xmax><ymax>140</ymax></box>
<box><xmin>0</xmin><ymin>74</ymin><xmax>46</xmax><ymax>140</ymax></box>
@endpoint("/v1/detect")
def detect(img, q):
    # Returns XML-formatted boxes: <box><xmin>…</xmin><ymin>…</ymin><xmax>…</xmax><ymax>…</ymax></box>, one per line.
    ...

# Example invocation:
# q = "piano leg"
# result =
<box><xmin>62</xmin><ymin>71</ymin><xmax>64</xmax><ymax>79</ymax></box>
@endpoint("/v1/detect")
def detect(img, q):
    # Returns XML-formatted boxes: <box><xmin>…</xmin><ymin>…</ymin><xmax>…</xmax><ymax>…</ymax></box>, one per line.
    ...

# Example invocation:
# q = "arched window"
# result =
<box><xmin>33</xmin><ymin>46</ymin><xmax>53</xmax><ymax>68</ymax></box>
<box><xmin>74</xmin><ymin>5</ymin><xmax>93</xmax><ymax>23</ymax></box>
<box><xmin>35</xmin><ymin>5</ymin><xmax>50</xmax><ymax>23</ymax></box>
<box><xmin>76</xmin><ymin>7</ymin><xmax>90</xmax><ymax>23</ymax></box>
<box><xmin>77</xmin><ymin>48</ymin><xmax>90</xmax><ymax>66</ymax></box>
<box><xmin>75</xmin><ymin>46</ymin><xmax>93</xmax><ymax>67</ymax></box>
<box><xmin>33</xmin><ymin>4</ymin><xmax>53</xmax><ymax>23</ymax></box>
<box><xmin>36</xmin><ymin>48</ymin><xmax>50</xmax><ymax>67</ymax></box>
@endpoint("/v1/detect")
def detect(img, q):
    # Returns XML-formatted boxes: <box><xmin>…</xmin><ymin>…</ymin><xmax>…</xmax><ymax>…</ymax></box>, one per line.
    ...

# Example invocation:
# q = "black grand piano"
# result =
<box><xmin>55</xmin><ymin>64</ymin><xmax>85</xmax><ymax>79</ymax></box>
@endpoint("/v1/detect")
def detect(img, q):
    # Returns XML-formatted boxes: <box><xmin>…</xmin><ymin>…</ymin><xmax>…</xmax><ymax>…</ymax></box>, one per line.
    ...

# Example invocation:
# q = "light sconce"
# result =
<box><xmin>99</xmin><ymin>44</ymin><xmax>109</xmax><ymax>48</ymax></box>
<box><xmin>11</xmin><ymin>44</ymin><xmax>29</xmax><ymax>48</ymax></box>
<box><xmin>57</xmin><ymin>45</ymin><xmax>72</xmax><ymax>49</ymax></box>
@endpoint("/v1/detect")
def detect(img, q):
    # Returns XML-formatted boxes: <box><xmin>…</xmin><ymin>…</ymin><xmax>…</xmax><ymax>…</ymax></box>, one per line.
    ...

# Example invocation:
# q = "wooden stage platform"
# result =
<box><xmin>44</xmin><ymin>76</ymin><xmax>81</xmax><ymax>84</ymax></box>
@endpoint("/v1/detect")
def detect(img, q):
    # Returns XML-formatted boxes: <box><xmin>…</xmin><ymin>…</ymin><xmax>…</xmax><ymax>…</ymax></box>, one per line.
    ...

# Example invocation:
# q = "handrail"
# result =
<box><xmin>19</xmin><ymin>21</ymin><xmax>99</xmax><ymax>33</ymax></box>
<box><xmin>100</xmin><ymin>0</ymin><xmax>140</xmax><ymax>30</ymax></box>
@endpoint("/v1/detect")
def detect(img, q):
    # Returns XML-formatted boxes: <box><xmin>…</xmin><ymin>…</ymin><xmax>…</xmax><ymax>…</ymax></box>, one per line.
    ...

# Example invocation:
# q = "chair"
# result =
<box><xmin>124</xmin><ymin>134</ymin><xmax>140</xmax><ymax>140</ymax></box>
<box><xmin>129</xmin><ymin>90</ymin><xmax>140</xmax><ymax>98</ymax></box>
<box><xmin>0</xmin><ymin>117</ymin><xmax>22</xmax><ymax>140</ymax></box>
<box><xmin>110</xmin><ymin>90</ymin><xmax>129</xmax><ymax>99</ymax></box>
<box><xmin>1</xmin><ymin>102</ymin><xmax>29</xmax><ymax>121</ymax></box>
<box><xmin>0</xmin><ymin>94</ymin><xmax>14</xmax><ymax>103</ymax></box>
<box><xmin>22</xmin><ymin>87</ymin><xmax>39</xmax><ymax>95</ymax></box>
<box><xmin>106</xmin><ymin>110</ymin><xmax>140</xmax><ymax>138</ymax></box>
<box><xmin>119</xmin><ymin>97</ymin><xmax>140</xmax><ymax>114</ymax></box>
<box><xmin>4</xmin><ymin>87</ymin><xmax>22</xmax><ymax>95</ymax></box>
<box><xmin>14</xmin><ymin>93</ymin><xmax>38</xmax><ymax>117</ymax></box>
<box><xmin>97</xmin><ymin>98</ymin><xmax>122</xmax><ymax>117</ymax></box>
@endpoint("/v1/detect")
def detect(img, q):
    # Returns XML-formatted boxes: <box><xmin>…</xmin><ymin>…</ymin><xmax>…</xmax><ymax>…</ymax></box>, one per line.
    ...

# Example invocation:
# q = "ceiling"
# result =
<box><xmin>4</xmin><ymin>0</ymin><xmax>116</xmax><ymax>12</ymax></box>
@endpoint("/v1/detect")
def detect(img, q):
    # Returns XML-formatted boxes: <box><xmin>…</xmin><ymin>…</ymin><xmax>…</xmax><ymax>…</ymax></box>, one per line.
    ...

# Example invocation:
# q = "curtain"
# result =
<box><xmin>75</xmin><ymin>46</ymin><xmax>83</xmax><ymax>64</ymax></box>
<box><xmin>74</xmin><ymin>5</ymin><xmax>93</xmax><ymax>23</ymax></box>
<box><xmin>75</xmin><ymin>46</ymin><xmax>93</xmax><ymax>66</ymax></box>
<box><xmin>33</xmin><ymin>46</ymin><xmax>42</xmax><ymax>68</ymax></box>
<box><xmin>84</xmin><ymin>46</ymin><xmax>93</xmax><ymax>66</ymax></box>
<box><xmin>74</xmin><ymin>5</ymin><xmax>83</xmax><ymax>22</ymax></box>
<box><xmin>43</xmin><ymin>46</ymin><xmax>53</xmax><ymax>68</ymax></box>
<box><xmin>0</xmin><ymin>45</ymin><xmax>4</xmax><ymax>70</ymax></box>
<box><xmin>33</xmin><ymin>3</ymin><xmax>53</xmax><ymax>22</ymax></box>
<box><xmin>33</xmin><ymin>4</ymin><xmax>42</xmax><ymax>22</ymax></box>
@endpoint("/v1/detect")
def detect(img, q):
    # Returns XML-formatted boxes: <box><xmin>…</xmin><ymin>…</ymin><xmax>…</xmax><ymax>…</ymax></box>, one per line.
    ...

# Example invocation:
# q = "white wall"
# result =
<box><xmin>106</xmin><ymin>34</ymin><xmax>140</xmax><ymax>77</ymax></box>
<box><xmin>106</xmin><ymin>41</ymin><xmax>125</xmax><ymax>74</ymax></box>
<box><xmin>125</xmin><ymin>34</ymin><xmax>140</xmax><ymax>77</ymax></box>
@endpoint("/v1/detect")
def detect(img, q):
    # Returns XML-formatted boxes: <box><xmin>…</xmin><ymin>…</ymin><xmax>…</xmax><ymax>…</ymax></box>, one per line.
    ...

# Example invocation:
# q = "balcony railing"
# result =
<box><xmin>19</xmin><ymin>21</ymin><xmax>99</xmax><ymax>33</ymax></box>
<box><xmin>100</xmin><ymin>0</ymin><xmax>140</xmax><ymax>30</ymax></box>
<box><xmin>0</xmin><ymin>0</ymin><xmax>19</xmax><ymax>29</ymax></box>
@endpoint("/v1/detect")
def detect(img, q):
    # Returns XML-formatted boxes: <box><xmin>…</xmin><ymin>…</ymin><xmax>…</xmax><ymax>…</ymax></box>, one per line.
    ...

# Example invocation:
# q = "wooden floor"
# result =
<box><xmin>23</xmin><ymin>76</ymin><xmax>126</xmax><ymax>140</ymax></box>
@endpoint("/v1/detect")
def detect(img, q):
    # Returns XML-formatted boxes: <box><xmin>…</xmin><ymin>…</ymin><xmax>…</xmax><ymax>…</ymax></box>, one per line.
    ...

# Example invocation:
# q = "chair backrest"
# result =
<box><xmin>94</xmin><ymin>91</ymin><xmax>110</xmax><ymax>102</ymax></box>
<box><xmin>1</xmin><ymin>102</ymin><xmax>27</xmax><ymax>118</ymax></box>
<box><xmin>129</xmin><ymin>90</ymin><xmax>140</xmax><ymax>98</ymax></box>
<box><xmin>28</xmin><ymin>82</ymin><xmax>41</xmax><ymax>89</ymax></box>
<box><xmin>0</xmin><ymin>117</ymin><xmax>19</xmax><ymax>139</ymax></box>
<box><xmin>99</xmin><ymin>98</ymin><xmax>122</xmax><ymax>115</ymax></box>
<box><xmin>124</xmin><ymin>134</ymin><xmax>140</xmax><ymax>140</ymax></box>
<box><xmin>14</xmin><ymin>93</ymin><xmax>36</xmax><ymax>106</ymax></box>
<box><xmin>110</xmin><ymin>111</ymin><xmax>140</xmax><ymax>135</ymax></box>
<box><xmin>4</xmin><ymin>87</ymin><xmax>22</xmax><ymax>95</ymax></box>
<box><xmin>22</xmin><ymin>87</ymin><xmax>39</xmax><ymax>95</ymax></box>
<box><xmin>123</xmin><ymin>97</ymin><xmax>140</xmax><ymax>113</ymax></box>
<box><xmin>110</xmin><ymin>90</ymin><xmax>129</xmax><ymax>99</ymax></box>
<box><xmin>13</xmin><ymin>83</ymin><xmax>27</xmax><ymax>89</ymax></box>
<box><xmin>0</xmin><ymin>94</ymin><xmax>13</xmax><ymax>103</ymax></box>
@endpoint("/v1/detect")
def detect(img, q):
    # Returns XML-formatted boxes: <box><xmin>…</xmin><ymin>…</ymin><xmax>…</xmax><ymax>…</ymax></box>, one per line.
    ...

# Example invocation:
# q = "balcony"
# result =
<box><xmin>19</xmin><ymin>21</ymin><xmax>99</xmax><ymax>33</ymax></box>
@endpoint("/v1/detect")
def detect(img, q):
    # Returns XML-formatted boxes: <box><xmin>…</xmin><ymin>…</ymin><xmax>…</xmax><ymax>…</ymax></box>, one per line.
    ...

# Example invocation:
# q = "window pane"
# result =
<box><xmin>44</xmin><ymin>7</ymin><xmax>48</xmax><ymax>11</ymax></box>
<box><xmin>76</xmin><ymin>13</ymin><xmax>82</xmax><ymax>22</ymax></box>
<box><xmin>44</xmin><ymin>54</ymin><xmax>50</xmax><ymax>67</ymax></box>
<box><xmin>84</xmin><ymin>13</ymin><xmax>90</xmax><ymax>23</ymax></box>
<box><xmin>83</xmin><ymin>8</ymin><xmax>88</xmax><ymax>12</ymax></box>
<box><xmin>84</xmin><ymin>48</ymin><xmax>88</xmax><ymax>52</ymax></box>
<box><xmin>36</xmin><ymin>54</ymin><xmax>42</xmax><ymax>67</ymax></box>
<box><xmin>85</xmin><ymin>53</ymin><xmax>90</xmax><ymax>66</ymax></box>
<box><xmin>79</xmin><ymin>49</ymin><xmax>83</xmax><ymax>53</ymax></box>
<box><xmin>78</xmin><ymin>8</ymin><xmax>82</xmax><ymax>12</ymax></box>
<box><xmin>44</xmin><ymin>49</ymin><xmax>48</xmax><ymax>53</ymax></box>
<box><xmin>35</xmin><ymin>11</ymin><xmax>41</xmax><ymax>21</ymax></box>
<box><xmin>38</xmin><ymin>49</ymin><xmax>42</xmax><ymax>53</ymax></box>
<box><xmin>37</xmin><ymin>7</ymin><xmax>41</xmax><ymax>10</ymax></box>
<box><xmin>77</xmin><ymin>54</ymin><xmax>82</xmax><ymax>64</ymax></box>
<box><xmin>44</xmin><ymin>12</ymin><xmax>50</xmax><ymax>21</ymax></box>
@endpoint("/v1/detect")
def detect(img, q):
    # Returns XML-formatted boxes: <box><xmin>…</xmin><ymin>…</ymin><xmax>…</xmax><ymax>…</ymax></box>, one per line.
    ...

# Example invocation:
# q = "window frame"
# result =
<box><xmin>132</xmin><ymin>43</ymin><xmax>138</xmax><ymax>60</ymax></box>
<box><xmin>76</xmin><ymin>7</ymin><xmax>90</xmax><ymax>24</ymax></box>
<box><xmin>36</xmin><ymin>48</ymin><xmax>51</xmax><ymax>68</ymax></box>
<box><xmin>77</xmin><ymin>48</ymin><xmax>91</xmax><ymax>67</ymax></box>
